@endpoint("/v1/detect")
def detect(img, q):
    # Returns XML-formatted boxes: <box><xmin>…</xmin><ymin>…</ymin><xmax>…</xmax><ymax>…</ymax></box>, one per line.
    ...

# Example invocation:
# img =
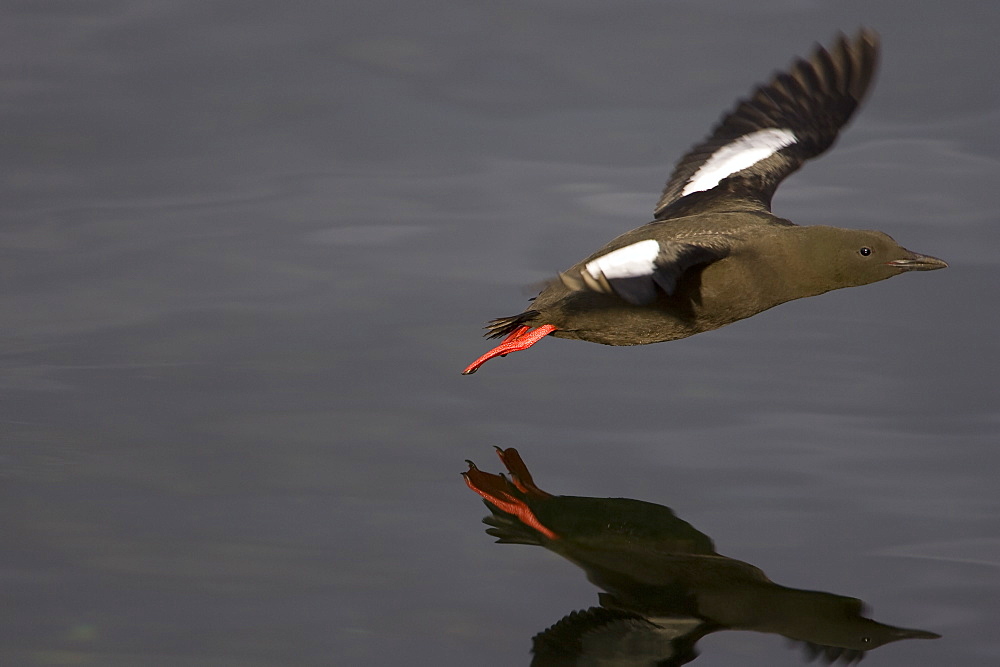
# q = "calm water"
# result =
<box><xmin>3</xmin><ymin>2</ymin><xmax>998</xmax><ymax>665</ymax></box>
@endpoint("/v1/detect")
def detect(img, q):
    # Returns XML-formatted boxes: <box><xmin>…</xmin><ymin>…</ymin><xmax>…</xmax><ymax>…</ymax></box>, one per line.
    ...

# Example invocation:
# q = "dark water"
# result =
<box><xmin>3</xmin><ymin>2</ymin><xmax>998</xmax><ymax>665</ymax></box>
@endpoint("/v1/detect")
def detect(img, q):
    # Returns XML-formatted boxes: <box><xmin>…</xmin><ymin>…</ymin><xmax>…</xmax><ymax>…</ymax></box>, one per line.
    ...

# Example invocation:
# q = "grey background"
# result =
<box><xmin>2</xmin><ymin>1</ymin><xmax>998</xmax><ymax>665</ymax></box>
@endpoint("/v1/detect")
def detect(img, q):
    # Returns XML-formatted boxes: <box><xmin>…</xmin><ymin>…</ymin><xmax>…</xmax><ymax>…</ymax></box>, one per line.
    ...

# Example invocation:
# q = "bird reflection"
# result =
<box><xmin>463</xmin><ymin>447</ymin><xmax>939</xmax><ymax>666</ymax></box>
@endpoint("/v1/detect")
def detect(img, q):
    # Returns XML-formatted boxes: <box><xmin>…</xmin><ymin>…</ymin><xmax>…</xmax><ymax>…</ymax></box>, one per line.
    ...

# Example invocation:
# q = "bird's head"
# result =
<box><xmin>801</xmin><ymin>226</ymin><xmax>948</xmax><ymax>289</ymax></box>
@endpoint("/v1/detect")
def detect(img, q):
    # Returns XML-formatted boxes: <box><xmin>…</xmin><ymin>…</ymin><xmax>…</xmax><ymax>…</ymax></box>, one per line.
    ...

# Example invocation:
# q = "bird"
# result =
<box><xmin>463</xmin><ymin>447</ymin><xmax>940</xmax><ymax>665</ymax></box>
<box><xmin>462</xmin><ymin>29</ymin><xmax>947</xmax><ymax>375</ymax></box>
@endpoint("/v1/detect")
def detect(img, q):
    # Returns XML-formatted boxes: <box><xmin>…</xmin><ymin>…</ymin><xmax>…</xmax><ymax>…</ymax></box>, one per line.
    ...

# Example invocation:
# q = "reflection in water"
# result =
<box><xmin>463</xmin><ymin>448</ymin><xmax>939</xmax><ymax>666</ymax></box>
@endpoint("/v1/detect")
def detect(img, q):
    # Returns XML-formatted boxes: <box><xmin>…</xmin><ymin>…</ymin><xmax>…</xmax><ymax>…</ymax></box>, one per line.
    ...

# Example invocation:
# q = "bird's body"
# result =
<box><xmin>509</xmin><ymin>215</ymin><xmax>918</xmax><ymax>346</ymax></box>
<box><xmin>462</xmin><ymin>29</ymin><xmax>946</xmax><ymax>374</ymax></box>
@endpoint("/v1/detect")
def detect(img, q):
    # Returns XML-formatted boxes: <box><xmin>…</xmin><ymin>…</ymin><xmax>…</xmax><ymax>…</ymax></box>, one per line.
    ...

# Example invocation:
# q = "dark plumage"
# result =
<box><xmin>463</xmin><ymin>29</ymin><xmax>946</xmax><ymax>375</ymax></box>
<box><xmin>463</xmin><ymin>447</ymin><xmax>940</xmax><ymax>664</ymax></box>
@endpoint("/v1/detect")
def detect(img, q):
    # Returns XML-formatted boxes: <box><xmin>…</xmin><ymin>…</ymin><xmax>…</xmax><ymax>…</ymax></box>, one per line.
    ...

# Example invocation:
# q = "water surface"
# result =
<box><xmin>3</xmin><ymin>1</ymin><xmax>998</xmax><ymax>665</ymax></box>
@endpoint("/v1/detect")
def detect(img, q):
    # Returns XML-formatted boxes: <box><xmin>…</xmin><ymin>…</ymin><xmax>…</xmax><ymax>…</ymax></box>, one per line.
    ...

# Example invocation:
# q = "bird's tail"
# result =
<box><xmin>484</xmin><ymin>310</ymin><xmax>540</xmax><ymax>339</ymax></box>
<box><xmin>481</xmin><ymin>505</ymin><xmax>546</xmax><ymax>545</ymax></box>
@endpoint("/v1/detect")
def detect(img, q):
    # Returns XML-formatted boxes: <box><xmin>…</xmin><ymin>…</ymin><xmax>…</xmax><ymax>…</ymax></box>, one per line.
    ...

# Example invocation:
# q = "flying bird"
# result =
<box><xmin>463</xmin><ymin>29</ymin><xmax>946</xmax><ymax>375</ymax></box>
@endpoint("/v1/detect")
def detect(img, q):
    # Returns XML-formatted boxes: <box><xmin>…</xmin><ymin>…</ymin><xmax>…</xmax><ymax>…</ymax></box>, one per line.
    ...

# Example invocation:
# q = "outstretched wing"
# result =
<box><xmin>653</xmin><ymin>29</ymin><xmax>879</xmax><ymax>219</ymax></box>
<box><xmin>531</xmin><ymin>606</ymin><xmax>710</xmax><ymax>667</ymax></box>
<box><xmin>559</xmin><ymin>236</ymin><xmax>731</xmax><ymax>305</ymax></box>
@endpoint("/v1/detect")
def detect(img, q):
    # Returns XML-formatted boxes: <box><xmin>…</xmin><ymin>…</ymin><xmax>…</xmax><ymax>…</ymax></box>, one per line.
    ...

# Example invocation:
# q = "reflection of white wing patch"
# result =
<box><xmin>681</xmin><ymin>128</ymin><xmax>797</xmax><ymax>197</ymax></box>
<box><xmin>586</xmin><ymin>239</ymin><xmax>659</xmax><ymax>279</ymax></box>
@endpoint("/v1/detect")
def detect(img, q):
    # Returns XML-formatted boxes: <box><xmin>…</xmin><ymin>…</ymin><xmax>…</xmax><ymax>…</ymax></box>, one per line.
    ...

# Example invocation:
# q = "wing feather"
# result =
<box><xmin>560</xmin><ymin>237</ymin><xmax>731</xmax><ymax>305</ymax></box>
<box><xmin>653</xmin><ymin>29</ymin><xmax>879</xmax><ymax>219</ymax></box>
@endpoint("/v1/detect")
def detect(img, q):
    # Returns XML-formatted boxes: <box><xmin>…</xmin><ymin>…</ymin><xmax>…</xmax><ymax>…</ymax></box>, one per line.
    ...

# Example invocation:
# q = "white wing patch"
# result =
<box><xmin>681</xmin><ymin>128</ymin><xmax>797</xmax><ymax>197</ymax></box>
<box><xmin>586</xmin><ymin>239</ymin><xmax>660</xmax><ymax>280</ymax></box>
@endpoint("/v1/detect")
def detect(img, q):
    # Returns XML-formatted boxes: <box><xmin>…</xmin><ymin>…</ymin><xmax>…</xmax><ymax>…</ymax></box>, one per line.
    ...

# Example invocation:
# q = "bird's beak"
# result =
<box><xmin>890</xmin><ymin>627</ymin><xmax>942</xmax><ymax>641</ymax></box>
<box><xmin>886</xmin><ymin>249</ymin><xmax>948</xmax><ymax>271</ymax></box>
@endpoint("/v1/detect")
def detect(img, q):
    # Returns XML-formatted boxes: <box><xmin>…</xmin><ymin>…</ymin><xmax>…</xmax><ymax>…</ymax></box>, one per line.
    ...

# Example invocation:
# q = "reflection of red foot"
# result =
<box><xmin>493</xmin><ymin>446</ymin><xmax>549</xmax><ymax>498</ymax></box>
<box><xmin>461</xmin><ymin>324</ymin><xmax>557</xmax><ymax>375</ymax></box>
<box><xmin>462</xmin><ymin>447</ymin><xmax>557</xmax><ymax>540</ymax></box>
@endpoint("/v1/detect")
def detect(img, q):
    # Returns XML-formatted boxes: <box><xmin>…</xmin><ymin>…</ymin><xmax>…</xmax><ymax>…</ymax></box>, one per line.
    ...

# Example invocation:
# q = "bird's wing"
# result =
<box><xmin>653</xmin><ymin>29</ymin><xmax>879</xmax><ymax>219</ymax></box>
<box><xmin>531</xmin><ymin>606</ymin><xmax>709</xmax><ymax>667</ymax></box>
<box><xmin>559</xmin><ymin>235</ymin><xmax>731</xmax><ymax>305</ymax></box>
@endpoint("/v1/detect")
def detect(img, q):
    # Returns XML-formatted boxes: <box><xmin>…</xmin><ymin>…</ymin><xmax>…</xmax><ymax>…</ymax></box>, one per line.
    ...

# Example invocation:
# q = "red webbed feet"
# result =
<box><xmin>461</xmin><ymin>324</ymin><xmax>557</xmax><ymax>375</ymax></box>
<box><xmin>462</xmin><ymin>448</ymin><xmax>557</xmax><ymax>540</ymax></box>
<box><xmin>493</xmin><ymin>446</ymin><xmax>551</xmax><ymax>499</ymax></box>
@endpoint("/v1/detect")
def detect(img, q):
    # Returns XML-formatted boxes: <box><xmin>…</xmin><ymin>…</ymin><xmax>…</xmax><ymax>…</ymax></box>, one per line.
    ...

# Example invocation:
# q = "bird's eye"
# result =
<box><xmin>861</xmin><ymin>637</ymin><xmax>871</xmax><ymax>644</ymax></box>
<box><xmin>859</xmin><ymin>247</ymin><xmax>872</xmax><ymax>256</ymax></box>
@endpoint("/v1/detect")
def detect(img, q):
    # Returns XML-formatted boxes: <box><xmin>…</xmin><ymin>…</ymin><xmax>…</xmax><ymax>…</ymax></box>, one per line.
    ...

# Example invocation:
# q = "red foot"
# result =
<box><xmin>493</xmin><ymin>446</ymin><xmax>551</xmax><ymax>498</ymax></box>
<box><xmin>462</xmin><ymin>450</ymin><xmax>557</xmax><ymax>541</ymax></box>
<box><xmin>462</xmin><ymin>324</ymin><xmax>557</xmax><ymax>375</ymax></box>
<box><xmin>500</xmin><ymin>325</ymin><xmax>531</xmax><ymax>344</ymax></box>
